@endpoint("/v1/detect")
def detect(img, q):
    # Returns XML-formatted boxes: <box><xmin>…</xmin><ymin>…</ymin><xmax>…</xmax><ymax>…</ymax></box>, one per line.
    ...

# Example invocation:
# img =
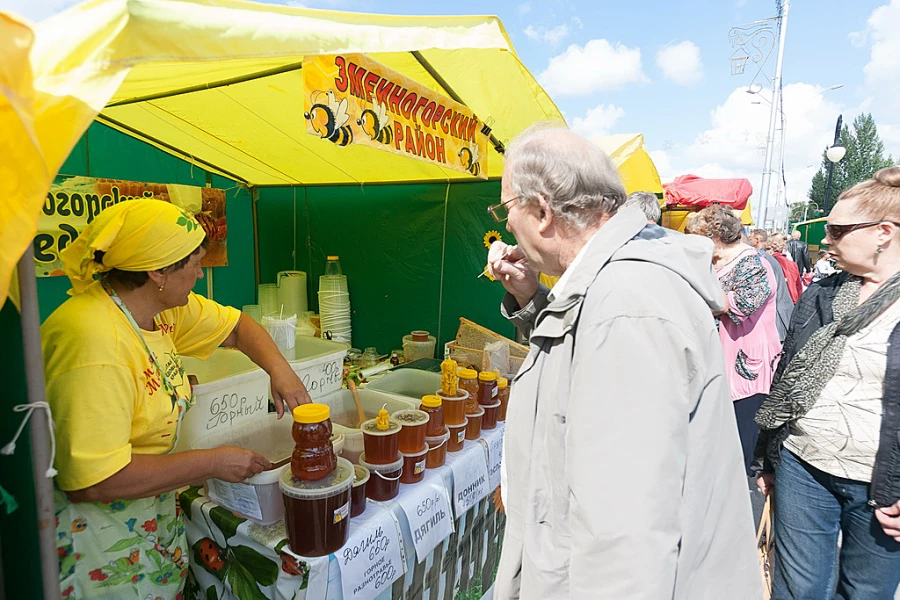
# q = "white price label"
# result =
<box><xmin>338</xmin><ymin>505</ymin><xmax>404</xmax><ymax>600</ymax></box>
<box><xmin>446</xmin><ymin>440</ymin><xmax>490</xmax><ymax>516</ymax></box>
<box><xmin>205</xmin><ymin>479</ymin><xmax>262</xmax><ymax>520</ymax></box>
<box><xmin>396</xmin><ymin>472</ymin><xmax>455</xmax><ymax>561</ymax></box>
<box><xmin>484</xmin><ymin>423</ymin><xmax>504</xmax><ymax>490</ymax></box>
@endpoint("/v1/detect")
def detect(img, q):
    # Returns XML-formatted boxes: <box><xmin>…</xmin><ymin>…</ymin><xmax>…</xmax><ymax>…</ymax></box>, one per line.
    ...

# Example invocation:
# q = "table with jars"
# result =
<box><xmin>180</xmin><ymin>360</ymin><xmax>512</xmax><ymax>600</ymax></box>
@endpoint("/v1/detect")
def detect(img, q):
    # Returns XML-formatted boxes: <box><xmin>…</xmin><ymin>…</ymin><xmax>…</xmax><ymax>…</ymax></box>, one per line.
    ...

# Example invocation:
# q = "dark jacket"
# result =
<box><xmin>752</xmin><ymin>271</ymin><xmax>900</xmax><ymax>507</ymax></box>
<box><xmin>786</xmin><ymin>239</ymin><xmax>812</xmax><ymax>275</ymax></box>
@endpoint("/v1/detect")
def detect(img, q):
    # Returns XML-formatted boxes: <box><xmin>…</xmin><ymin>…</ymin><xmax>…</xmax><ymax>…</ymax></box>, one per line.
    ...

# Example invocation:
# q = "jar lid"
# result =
<box><xmin>358</xmin><ymin>452</ymin><xmax>403</xmax><ymax>473</ymax></box>
<box><xmin>360</xmin><ymin>417</ymin><xmax>401</xmax><ymax>436</ymax></box>
<box><xmin>327</xmin><ymin>255</ymin><xmax>340</xmax><ymax>260</ymax></box>
<box><xmin>425</xmin><ymin>429</ymin><xmax>450</xmax><ymax>444</ymax></box>
<box><xmin>292</xmin><ymin>403</ymin><xmax>330</xmax><ymax>424</ymax></box>
<box><xmin>400</xmin><ymin>443</ymin><xmax>430</xmax><ymax>459</ymax></box>
<box><xmin>421</xmin><ymin>395</ymin><xmax>442</xmax><ymax>408</ymax></box>
<box><xmin>391</xmin><ymin>409</ymin><xmax>430</xmax><ymax>426</ymax></box>
<box><xmin>483</xmin><ymin>401</ymin><xmax>502</xmax><ymax>409</ymax></box>
<box><xmin>478</xmin><ymin>371</ymin><xmax>497</xmax><ymax>382</ymax></box>
<box><xmin>448</xmin><ymin>417</ymin><xmax>469</xmax><ymax>428</ymax></box>
<box><xmin>457</xmin><ymin>368</ymin><xmax>478</xmax><ymax>379</ymax></box>
<box><xmin>497</xmin><ymin>377</ymin><xmax>509</xmax><ymax>388</ymax></box>
<box><xmin>353</xmin><ymin>464</ymin><xmax>370</xmax><ymax>487</ymax></box>
<box><xmin>279</xmin><ymin>457</ymin><xmax>353</xmax><ymax>500</ymax></box>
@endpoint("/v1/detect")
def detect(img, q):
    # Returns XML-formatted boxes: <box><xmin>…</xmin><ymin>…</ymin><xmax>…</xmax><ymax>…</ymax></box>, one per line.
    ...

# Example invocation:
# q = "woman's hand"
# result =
<box><xmin>270</xmin><ymin>364</ymin><xmax>311</xmax><ymax>418</ymax></box>
<box><xmin>875</xmin><ymin>501</ymin><xmax>900</xmax><ymax>542</ymax></box>
<box><xmin>488</xmin><ymin>241</ymin><xmax>539</xmax><ymax>309</ymax></box>
<box><xmin>212</xmin><ymin>446</ymin><xmax>272</xmax><ymax>483</ymax></box>
<box><xmin>756</xmin><ymin>473</ymin><xmax>775</xmax><ymax>496</ymax></box>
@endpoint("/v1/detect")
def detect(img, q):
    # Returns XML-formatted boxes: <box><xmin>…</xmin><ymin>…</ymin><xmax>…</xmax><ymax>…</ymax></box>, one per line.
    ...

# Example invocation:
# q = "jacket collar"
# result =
<box><xmin>529</xmin><ymin>207</ymin><xmax>648</xmax><ymax>341</ymax></box>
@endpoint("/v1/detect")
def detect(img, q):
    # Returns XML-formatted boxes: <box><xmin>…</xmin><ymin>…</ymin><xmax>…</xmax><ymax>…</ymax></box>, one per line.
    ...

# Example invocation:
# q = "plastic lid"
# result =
<box><xmin>497</xmin><ymin>377</ymin><xmax>509</xmax><ymax>388</ymax></box>
<box><xmin>421</xmin><ymin>395</ymin><xmax>442</xmax><ymax>408</ymax></box>
<box><xmin>483</xmin><ymin>401</ymin><xmax>502</xmax><ymax>409</ymax></box>
<box><xmin>327</xmin><ymin>255</ymin><xmax>340</xmax><ymax>260</ymax></box>
<box><xmin>436</xmin><ymin>388</ymin><xmax>468</xmax><ymax>400</ymax></box>
<box><xmin>360</xmin><ymin>417</ymin><xmax>401</xmax><ymax>436</ymax></box>
<box><xmin>391</xmin><ymin>409</ymin><xmax>430</xmax><ymax>426</ymax></box>
<box><xmin>425</xmin><ymin>429</ymin><xmax>450</xmax><ymax>444</ymax></box>
<box><xmin>279</xmin><ymin>457</ymin><xmax>353</xmax><ymax>500</ymax></box>
<box><xmin>457</xmin><ymin>368</ymin><xmax>478</xmax><ymax>379</ymax></box>
<box><xmin>353</xmin><ymin>464</ymin><xmax>370</xmax><ymax>487</ymax></box>
<box><xmin>358</xmin><ymin>452</ymin><xmax>403</xmax><ymax>473</ymax></box>
<box><xmin>466</xmin><ymin>406</ymin><xmax>485</xmax><ymax>418</ymax></box>
<box><xmin>293</xmin><ymin>403</ymin><xmax>330</xmax><ymax>424</ymax></box>
<box><xmin>400</xmin><ymin>443</ymin><xmax>430</xmax><ymax>458</ymax></box>
<box><xmin>448</xmin><ymin>417</ymin><xmax>469</xmax><ymax>428</ymax></box>
<box><xmin>478</xmin><ymin>371</ymin><xmax>497</xmax><ymax>382</ymax></box>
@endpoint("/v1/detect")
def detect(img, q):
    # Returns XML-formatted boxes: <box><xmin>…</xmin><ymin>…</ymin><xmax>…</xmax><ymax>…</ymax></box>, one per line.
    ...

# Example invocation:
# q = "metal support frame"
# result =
<box><xmin>758</xmin><ymin>0</ymin><xmax>790</xmax><ymax>229</ymax></box>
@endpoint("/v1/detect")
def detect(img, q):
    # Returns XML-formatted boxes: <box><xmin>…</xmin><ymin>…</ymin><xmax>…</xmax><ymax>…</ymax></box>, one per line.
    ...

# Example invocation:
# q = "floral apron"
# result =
<box><xmin>57</xmin><ymin>287</ymin><xmax>193</xmax><ymax>600</ymax></box>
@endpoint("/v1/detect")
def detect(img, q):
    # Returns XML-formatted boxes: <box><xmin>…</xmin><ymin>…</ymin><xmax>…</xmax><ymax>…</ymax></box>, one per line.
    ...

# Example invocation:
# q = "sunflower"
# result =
<box><xmin>483</xmin><ymin>264</ymin><xmax>496</xmax><ymax>282</ymax></box>
<box><xmin>484</xmin><ymin>230</ymin><xmax>502</xmax><ymax>249</ymax></box>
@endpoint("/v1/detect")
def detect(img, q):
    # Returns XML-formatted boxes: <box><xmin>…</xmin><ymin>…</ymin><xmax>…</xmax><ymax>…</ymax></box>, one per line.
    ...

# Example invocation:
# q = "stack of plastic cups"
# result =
<box><xmin>241</xmin><ymin>304</ymin><xmax>262</xmax><ymax>323</ymax></box>
<box><xmin>258</xmin><ymin>283</ymin><xmax>279</xmax><ymax>318</ymax></box>
<box><xmin>277</xmin><ymin>271</ymin><xmax>308</xmax><ymax>321</ymax></box>
<box><xmin>318</xmin><ymin>281</ymin><xmax>351</xmax><ymax>344</ymax></box>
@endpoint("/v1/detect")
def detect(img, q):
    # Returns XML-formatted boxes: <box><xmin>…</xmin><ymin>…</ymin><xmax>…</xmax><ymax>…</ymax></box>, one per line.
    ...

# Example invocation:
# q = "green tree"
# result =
<box><xmin>808</xmin><ymin>113</ymin><xmax>895</xmax><ymax>214</ymax></box>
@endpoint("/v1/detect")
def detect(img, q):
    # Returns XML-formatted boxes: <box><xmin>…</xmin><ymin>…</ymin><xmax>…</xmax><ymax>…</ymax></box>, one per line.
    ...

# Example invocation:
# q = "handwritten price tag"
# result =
<box><xmin>483</xmin><ymin>423</ymin><xmax>504</xmax><ymax>490</ymax></box>
<box><xmin>338</xmin><ymin>504</ymin><xmax>404</xmax><ymax>600</ymax></box>
<box><xmin>395</xmin><ymin>472</ymin><xmax>454</xmax><ymax>561</ymax></box>
<box><xmin>446</xmin><ymin>441</ymin><xmax>490</xmax><ymax>516</ymax></box>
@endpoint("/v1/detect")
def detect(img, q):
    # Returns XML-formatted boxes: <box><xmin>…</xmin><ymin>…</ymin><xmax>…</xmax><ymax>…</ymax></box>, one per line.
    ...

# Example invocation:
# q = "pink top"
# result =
<box><xmin>716</xmin><ymin>247</ymin><xmax>782</xmax><ymax>401</ymax></box>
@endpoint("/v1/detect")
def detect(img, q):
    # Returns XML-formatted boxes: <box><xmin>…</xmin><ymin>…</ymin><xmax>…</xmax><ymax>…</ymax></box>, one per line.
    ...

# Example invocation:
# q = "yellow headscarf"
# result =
<box><xmin>61</xmin><ymin>200</ymin><xmax>206</xmax><ymax>294</ymax></box>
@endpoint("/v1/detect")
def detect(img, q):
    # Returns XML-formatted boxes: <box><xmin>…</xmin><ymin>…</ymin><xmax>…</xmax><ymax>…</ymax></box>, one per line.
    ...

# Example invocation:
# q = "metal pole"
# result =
<box><xmin>16</xmin><ymin>245</ymin><xmax>61</xmax><ymax>599</ymax></box>
<box><xmin>823</xmin><ymin>114</ymin><xmax>843</xmax><ymax>215</ymax></box>
<box><xmin>758</xmin><ymin>0</ymin><xmax>790</xmax><ymax>228</ymax></box>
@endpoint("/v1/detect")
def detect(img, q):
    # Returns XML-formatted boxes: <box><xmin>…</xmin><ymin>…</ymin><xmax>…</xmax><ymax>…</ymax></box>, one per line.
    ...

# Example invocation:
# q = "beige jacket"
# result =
<box><xmin>495</xmin><ymin>208</ymin><xmax>761</xmax><ymax>599</ymax></box>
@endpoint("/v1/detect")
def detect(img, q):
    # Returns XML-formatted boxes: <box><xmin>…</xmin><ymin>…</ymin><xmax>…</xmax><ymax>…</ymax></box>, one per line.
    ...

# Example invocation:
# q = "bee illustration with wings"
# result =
<box><xmin>304</xmin><ymin>90</ymin><xmax>353</xmax><ymax>146</ymax></box>
<box><xmin>458</xmin><ymin>145</ymin><xmax>482</xmax><ymax>177</ymax></box>
<box><xmin>357</xmin><ymin>101</ymin><xmax>393</xmax><ymax>145</ymax></box>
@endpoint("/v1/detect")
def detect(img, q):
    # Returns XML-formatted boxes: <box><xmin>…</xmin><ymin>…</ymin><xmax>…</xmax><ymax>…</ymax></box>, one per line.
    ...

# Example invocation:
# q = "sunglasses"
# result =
<box><xmin>825</xmin><ymin>220</ymin><xmax>900</xmax><ymax>241</ymax></box>
<box><xmin>487</xmin><ymin>196</ymin><xmax>520</xmax><ymax>223</ymax></box>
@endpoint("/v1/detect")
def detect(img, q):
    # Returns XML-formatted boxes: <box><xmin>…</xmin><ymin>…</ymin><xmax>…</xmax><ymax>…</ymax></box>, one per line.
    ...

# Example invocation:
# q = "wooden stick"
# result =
<box><xmin>347</xmin><ymin>378</ymin><xmax>367</xmax><ymax>428</ymax></box>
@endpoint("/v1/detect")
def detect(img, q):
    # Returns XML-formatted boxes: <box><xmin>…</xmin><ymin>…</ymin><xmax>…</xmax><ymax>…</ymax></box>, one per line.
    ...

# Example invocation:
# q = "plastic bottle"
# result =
<box><xmin>325</xmin><ymin>255</ymin><xmax>342</xmax><ymax>276</ymax></box>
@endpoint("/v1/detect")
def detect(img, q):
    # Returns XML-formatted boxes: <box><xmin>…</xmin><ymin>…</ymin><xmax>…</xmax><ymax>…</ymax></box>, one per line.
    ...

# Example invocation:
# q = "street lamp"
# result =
<box><xmin>823</xmin><ymin>114</ymin><xmax>845</xmax><ymax>215</ymax></box>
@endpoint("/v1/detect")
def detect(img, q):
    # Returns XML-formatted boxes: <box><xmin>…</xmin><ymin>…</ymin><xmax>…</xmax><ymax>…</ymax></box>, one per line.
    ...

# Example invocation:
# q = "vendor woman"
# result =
<box><xmin>42</xmin><ymin>200</ymin><xmax>310</xmax><ymax>599</ymax></box>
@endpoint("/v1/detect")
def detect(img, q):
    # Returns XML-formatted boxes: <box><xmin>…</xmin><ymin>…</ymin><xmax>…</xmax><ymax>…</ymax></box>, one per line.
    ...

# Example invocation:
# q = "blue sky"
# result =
<box><xmin>8</xmin><ymin>0</ymin><xmax>900</xmax><ymax>225</ymax></box>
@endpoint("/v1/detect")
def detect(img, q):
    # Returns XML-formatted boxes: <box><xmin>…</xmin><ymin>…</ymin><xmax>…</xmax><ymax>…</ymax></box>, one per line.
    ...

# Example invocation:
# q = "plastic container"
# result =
<box><xmin>399</xmin><ymin>445</ymin><xmax>429</xmax><ymax>484</ymax></box>
<box><xmin>436</xmin><ymin>389</ymin><xmax>467</xmax><ymax>426</ymax></box>
<box><xmin>331</xmin><ymin>432</ymin><xmax>345</xmax><ymax>457</ymax></box>
<box><xmin>367</xmin><ymin>369</ymin><xmax>441</xmax><ymax>400</ymax></box>
<box><xmin>411</xmin><ymin>330</ymin><xmax>430</xmax><ymax>342</ymax></box>
<box><xmin>465</xmin><ymin>406</ymin><xmax>485</xmax><ymax>441</ymax></box>
<box><xmin>419</xmin><ymin>395</ymin><xmax>446</xmax><ymax>437</ymax></box>
<box><xmin>447</xmin><ymin>419</ymin><xmax>467</xmax><ymax>453</ymax></box>
<box><xmin>457</xmin><ymin>368</ymin><xmax>479</xmax><ymax>401</ymax></box>
<box><xmin>361</xmin><ymin>410</ymin><xmax>402</xmax><ymax>465</ymax></box>
<box><xmin>351</xmin><ymin>464</ymin><xmax>369</xmax><ymax>517</ymax></box>
<box><xmin>477</xmin><ymin>371</ymin><xmax>499</xmax><ymax>406</ymax></box>
<box><xmin>323</xmin><ymin>388</ymin><xmax>416</xmax><ymax>464</ymax></box>
<box><xmin>425</xmin><ymin>430</ymin><xmax>450</xmax><ymax>468</ymax></box>
<box><xmin>359</xmin><ymin>453</ymin><xmax>402</xmax><ymax>501</ymax></box>
<box><xmin>282</xmin><ymin>336</ymin><xmax>349</xmax><ymax>400</ymax></box>
<box><xmin>280</xmin><ymin>457</ymin><xmax>353</xmax><ymax>557</ymax></box>
<box><xmin>482</xmin><ymin>401</ymin><xmax>501</xmax><ymax>431</ymax></box>
<box><xmin>497</xmin><ymin>377</ymin><xmax>510</xmax><ymax>421</ymax></box>
<box><xmin>291</xmin><ymin>404</ymin><xmax>337</xmax><ymax>481</ymax></box>
<box><xmin>392</xmin><ymin>409</ymin><xmax>429</xmax><ymax>454</ymax></box>
<box><xmin>402</xmin><ymin>333</ymin><xmax>436</xmax><ymax>362</ymax></box>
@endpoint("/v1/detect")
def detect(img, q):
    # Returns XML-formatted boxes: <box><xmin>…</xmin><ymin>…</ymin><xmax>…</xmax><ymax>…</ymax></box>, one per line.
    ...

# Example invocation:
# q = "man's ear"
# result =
<box><xmin>536</xmin><ymin>195</ymin><xmax>554</xmax><ymax>234</ymax></box>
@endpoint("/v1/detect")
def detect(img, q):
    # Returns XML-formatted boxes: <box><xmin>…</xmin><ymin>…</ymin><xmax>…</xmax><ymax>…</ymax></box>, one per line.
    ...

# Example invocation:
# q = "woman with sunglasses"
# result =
<box><xmin>753</xmin><ymin>167</ymin><xmax>900</xmax><ymax>598</ymax></box>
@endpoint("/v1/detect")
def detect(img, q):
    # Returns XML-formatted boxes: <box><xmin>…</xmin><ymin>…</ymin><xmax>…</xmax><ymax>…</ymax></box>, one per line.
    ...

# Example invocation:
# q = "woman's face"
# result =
<box><xmin>824</xmin><ymin>199</ymin><xmax>886</xmax><ymax>275</ymax></box>
<box><xmin>159</xmin><ymin>247</ymin><xmax>205</xmax><ymax>307</ymax></box>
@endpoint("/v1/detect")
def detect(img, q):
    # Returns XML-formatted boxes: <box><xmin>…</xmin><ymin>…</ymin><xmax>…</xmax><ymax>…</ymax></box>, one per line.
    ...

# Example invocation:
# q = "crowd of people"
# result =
<box><xmin>487</xmin><ymin>124</ymin><xmax>900</xmax><ymax>599</ymax></box>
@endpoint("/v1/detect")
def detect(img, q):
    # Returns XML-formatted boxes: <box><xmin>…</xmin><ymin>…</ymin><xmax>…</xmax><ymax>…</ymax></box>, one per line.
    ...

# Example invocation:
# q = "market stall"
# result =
<box><xmin>0</xmin><ymin>1</ymin><xmax>559</xmax><ymax>597</ymax></box>
<box><xmin>661</xmin><ymin>174</ymin><xmax>755</xmax><ymax>231</ymax></box>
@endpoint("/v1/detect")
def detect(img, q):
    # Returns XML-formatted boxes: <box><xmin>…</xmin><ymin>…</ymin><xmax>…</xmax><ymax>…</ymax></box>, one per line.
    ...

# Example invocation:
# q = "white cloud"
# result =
<box><xmin>524</xmin><ymin>24</ymin><xmax>570</xmax><ymax>46</ymax></box>
<box><xmin>517</xmin><ymin>2</ymin><xmax>533</xmax><ymax>16</ymax></box>
<box><xmin>656</xmin><ymin>41</ymin><xmax>704</xmax><ymax>86</ymax></box>
<box><xmin>2</xmin><ymin>0</ymin><xmax>78</xmax><ymax>22</ymax></box>
<box><xmin>539</xmin><ymin>39</ymin><xmax>649</xmax><ymax>96</ymax></box>
<box><xmin>570</xmin><ymin>104</ymin><xmax>626</xmax><ymax>138</ymax></box>
<box><xmin>860</xmin><ymin>0</ymin><xmax>900</xmax><ymax>87</ymax></box>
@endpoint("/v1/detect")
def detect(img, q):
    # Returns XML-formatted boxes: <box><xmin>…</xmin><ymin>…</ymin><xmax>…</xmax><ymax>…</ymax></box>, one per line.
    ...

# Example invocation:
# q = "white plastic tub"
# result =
<box><xmin>284</xmin><ymin>336</ymin><xmax>349</xmax><ymax>399</ymax></box>
<box><xmin>318</xmin><ymin>388</ymin><xmax>416</xmax><ymax>464</ymax></box>
<box><xmin>365</xmin><ymin>369</ymin><xmax>442</xmax><ymax>401</ymax></box>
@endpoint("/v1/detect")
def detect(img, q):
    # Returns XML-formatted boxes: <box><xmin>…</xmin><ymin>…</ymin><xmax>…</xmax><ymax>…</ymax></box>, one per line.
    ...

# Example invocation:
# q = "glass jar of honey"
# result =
<box><xmin>290</xmin><ymin>403</ymin><xmax>337</xmax><ymax>481</ymax></box>
<box><xmin>419</xmin><ymin>395</ymin><xmax>446</xmax><ymax>437</ymax></box>
<box><xmin>477</xmin><ymin>371</ymin><xmax>498</xmax><ymax>406</ymax></box>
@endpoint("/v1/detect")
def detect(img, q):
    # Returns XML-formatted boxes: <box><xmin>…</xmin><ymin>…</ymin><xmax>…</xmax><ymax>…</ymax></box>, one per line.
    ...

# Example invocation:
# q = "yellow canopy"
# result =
<box><xmin>0</xmin><ymin>0</ymin><xmax>565</xmax><ymax>302</ymax></box>
<box><xmin>591</xmin><ymin>134</ymin><xmax>663</xmax><ymax>196</ymax></box>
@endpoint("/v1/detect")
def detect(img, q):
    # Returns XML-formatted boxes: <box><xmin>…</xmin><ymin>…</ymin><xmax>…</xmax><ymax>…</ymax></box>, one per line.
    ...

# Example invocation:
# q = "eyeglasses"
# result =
<box><xmin>824</xmin><ymin>220</ymin><xmax>900</xmax><ymax>241</ymax></box>
<box><xmin>487</xmin><ymin>196</ymin><xmax>519</xmax><ymax>223</ymax></box>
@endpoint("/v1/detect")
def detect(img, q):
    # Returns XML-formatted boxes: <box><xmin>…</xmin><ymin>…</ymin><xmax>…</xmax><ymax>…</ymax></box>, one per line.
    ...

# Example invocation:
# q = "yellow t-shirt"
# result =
<box><xmin>42</xmin><ymin>281</ymin><xmax>241</xmax><ymax>491</ymax></box>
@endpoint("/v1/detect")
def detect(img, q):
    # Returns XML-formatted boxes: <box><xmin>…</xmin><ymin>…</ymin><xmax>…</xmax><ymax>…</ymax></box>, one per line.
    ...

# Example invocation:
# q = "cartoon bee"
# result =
<box><xmin>125</xmin><ymin>549</ymin><xmax>140</xmax><ymax>566</ymax></box>
<box><xmin>170</xmin><ymin>546</ymin><xmax>186</xmax><ymax>569</ymax></box>
<box><xmin>357</xmin><ymin>101</ymin><xmax>393</xmax><ymax>145</ymax></box>
<box><xmin>71</xmin><ymin>519</ymin><xmax>87</xmax><ymax>532</ymax></box>
<box><xmin>458</xmin><ymin>146</ymin><xmax>481</xmax><ymax>177</ymax></box>
<box><xmin>304</xmin><ymin>91</ymin><xmax>353</xmax><ymax>146</ymax></box>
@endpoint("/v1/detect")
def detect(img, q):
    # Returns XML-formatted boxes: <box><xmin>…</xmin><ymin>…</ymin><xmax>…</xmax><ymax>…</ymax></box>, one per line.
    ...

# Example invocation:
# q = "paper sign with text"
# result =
<box><xmin>395</xmin><ymin>472</ymin><xmax>455</xmax><ymax>562</ymax></box>
<box><xmin>338</xmin><ymin>503</ymin><xmax>405</xmax><ymax>600</ymax></box>
<box><xmin>446</xmin><ymin>441</ymin><xmax>490</xmax><ymax>517</ymax></box>
<box><xmin>483</xmin><ymin>423</ymin><xmax>505</xmax><ymax>490</ymax></box>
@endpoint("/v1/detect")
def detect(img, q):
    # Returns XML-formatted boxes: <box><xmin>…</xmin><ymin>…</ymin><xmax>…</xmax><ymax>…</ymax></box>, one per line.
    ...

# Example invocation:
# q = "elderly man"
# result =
<box><xmin>487</xmin><ymin>125</ymin><xmax>759</xmax><ymax>599</ymax></box>
<box><xmin>786</xmin><ymin>229</ymin><xmax>812</xmax><ymax>275</ymax></box>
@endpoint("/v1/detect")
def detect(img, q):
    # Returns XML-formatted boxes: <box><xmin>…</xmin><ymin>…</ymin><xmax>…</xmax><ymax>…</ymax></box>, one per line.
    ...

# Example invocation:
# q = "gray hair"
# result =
<box><xmin>503</xmin><ymin>124</ymin><xmax>626</xmax><ymax>230</ymax></box>
<box><xmin>623</xmin><ymin>191</ymin><xmax>661</xmax><ymax>223</ymax></box>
